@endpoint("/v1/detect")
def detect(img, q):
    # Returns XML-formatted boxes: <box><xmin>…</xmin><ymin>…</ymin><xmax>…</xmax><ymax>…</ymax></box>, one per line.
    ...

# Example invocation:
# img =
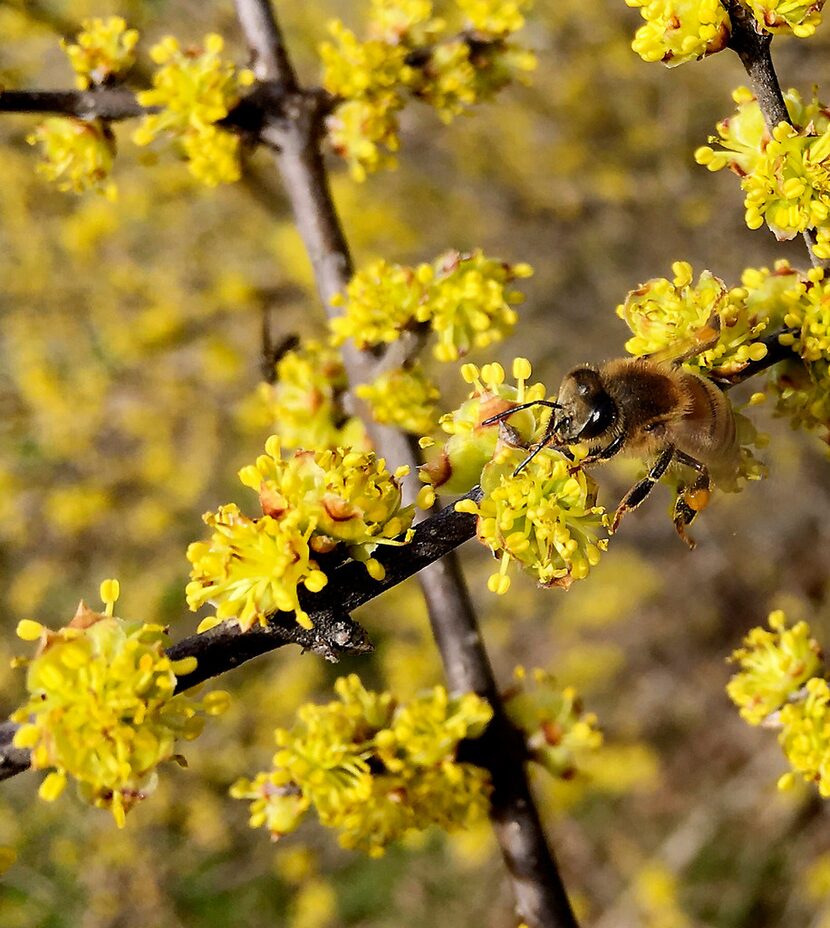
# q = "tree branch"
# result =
<box><xmin>0</xmin><ymin>88</ymin><xmax>151</xmax><ymax>121</ymax></box>
<box><xmin>231</xmin><ymin>3</ymin><xmax>580</xmax><ymax>926</ymax></box>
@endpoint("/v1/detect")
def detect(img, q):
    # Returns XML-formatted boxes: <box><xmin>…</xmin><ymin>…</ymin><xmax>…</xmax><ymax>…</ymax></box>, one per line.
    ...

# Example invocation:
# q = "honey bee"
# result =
<box><xmin>484</xmin><ymin>317</ymin><xmax>739</xmax><ymax>548</ymax></box>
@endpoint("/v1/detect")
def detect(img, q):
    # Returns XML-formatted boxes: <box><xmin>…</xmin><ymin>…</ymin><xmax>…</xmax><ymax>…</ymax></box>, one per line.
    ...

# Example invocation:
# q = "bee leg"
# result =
<box><xmin>568</xmin><ymin>432</ymin><xmax>626</xmax><ymax>474</ymax></box>
<box><xmin>611</xmin><ymin>445</ymin><xmax>675</xmax><ymax>533</ymax></box>
<box><xmin>672</xmin><ymin>458</ymin><xmax>711</xmax><ymax>550</ymax></box>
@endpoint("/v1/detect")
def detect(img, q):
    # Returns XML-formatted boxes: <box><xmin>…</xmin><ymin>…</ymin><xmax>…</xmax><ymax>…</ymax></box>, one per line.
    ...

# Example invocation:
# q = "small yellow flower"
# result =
<box><xmin>61</xmin><ymin>16</ymin><xmax>139</xmax><ymax>89</ymax></box>
<box><xmin>356</xmin><ymin>364</ymin><xmax>440</xmax><ymax>434</ymax></box>
<box><xmin>727</xmin><ymin>610</ymin><xmax>822</xmax><ymax>725</ymax></box>
<box><xmin>232</xmin><ymin>674</ymin><xmax>493</xmax><ymax>855</ymax></box>
<box><xmin>779</xmin><ymin>677</ymin><xmax>830</xmax><ymax>796</ymax></box>
<box><xmin>133</xmin><ymin>34</ymin><xmax>254</xmax><ymax>186</ymax></box>
<box><xmin>742</xmin><ymin>0</ymin><xmax>825</xmax><ymax>38</ymax></box>
<box><xmin>28</xmin><ymin>118</ymin><xmax>116</xmax><ymax>198</ymax></box>
<box><xmin>625</xmin><ymin>0</ymin><xmax>731</xmax><ymax>67</ymax></box>
<box><xmin>11</xmin><ymin>589</ymin><xmax>227</xmax><ymax>826</ymax></box>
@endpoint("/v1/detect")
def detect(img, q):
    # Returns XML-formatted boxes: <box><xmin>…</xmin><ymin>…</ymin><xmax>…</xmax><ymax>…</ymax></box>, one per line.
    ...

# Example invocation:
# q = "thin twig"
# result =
<box><xmin>0</xmin><ymin>88</ymin><xmax>151</xmax><ymax>121</ymax></box>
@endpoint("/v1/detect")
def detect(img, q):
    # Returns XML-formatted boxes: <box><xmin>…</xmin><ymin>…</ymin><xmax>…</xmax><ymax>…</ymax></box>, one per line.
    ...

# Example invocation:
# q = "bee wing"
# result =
<box><xmin>642</xmin><ymin>312</ymin><xmax>721</xmax><ymax>368</ymax></box>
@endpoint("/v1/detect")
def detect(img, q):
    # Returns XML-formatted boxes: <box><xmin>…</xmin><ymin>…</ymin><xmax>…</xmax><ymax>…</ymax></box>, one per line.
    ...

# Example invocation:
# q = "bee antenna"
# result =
<box><xmin>481</xmin><ymin>400</ymin><xmax>561</xmax><ymax>427</ymax></box>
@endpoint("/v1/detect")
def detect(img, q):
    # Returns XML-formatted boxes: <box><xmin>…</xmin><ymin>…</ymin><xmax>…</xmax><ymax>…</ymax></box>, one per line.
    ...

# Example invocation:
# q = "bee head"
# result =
<box><xmin>555</xmin><ymin>366</ymin><xmax>617</xmax><ymax>442</ymax></box>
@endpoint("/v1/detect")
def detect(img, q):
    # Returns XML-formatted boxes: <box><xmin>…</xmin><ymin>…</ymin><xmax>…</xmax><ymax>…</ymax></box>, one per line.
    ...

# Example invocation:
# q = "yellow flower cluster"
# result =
<box><xmin>617</xmin><ymin>261</ymin><xmax>779</xmax><ymax>377</ymax></box>
<box><xmin>231</xmin><ymin>674</ymin><xmax>493</xmax><ymax>856</ymax></box>
<box><xmin>27</xmin><ymin>118</ymin><xmax>116</xmax><ymax>198</ymax></box>
<box><xmin>728</xmin><ymin>611</ymin><xmax>830</xmax><ymax>796</ymax></box>
<box><xmin>11</xmin><ymin>581</ymin><xmax>228</xmax><ymax>827</ymax></box>
<box><xmin>320</xmin><ymin>0</ymin><xmax>535</xmax><ymax>179</ymax></box>
<box><xmin>60</xmin><ymin>16</ymin><xmax>138</xmax><ymax>89</ymax></box>
<box><xmin>781</xmin><ymin>267</ymin><xmax>830</xmax><ymax>362</ymax></box>
<box><xmin>457</xmin><ymin>443</ymin><xmax>608</xmax><ymax>594</ymax></box>
<box><xmin>420</xmin><ymin>357</ymin><xmax>547</xmax><ymax>494</ymax></box>
<box><xmin>626</xmin><ymin>0</ymin><xmax>824</xmax><ymax>67</ymax></box>
<box><xmin>742</xmin><ymin>0</ymin><xmax>826</xmax><ymax>37</ymax></box>
<box><xmin>696</xmin><ymin>87</ymin><xmax>830</xmax><ymax>241</ymax></box>
<box><xmin>331</xmin><ymin>250</ymin><xmax>531</xmax><ymax>361</ymax></box>
<box><xmin>356</xmin><ymin>364</ymin><xmax>440</xmax><ymax>434</ymax></box>
<box><xmin>625</xmin><ymin>0</ymin><xmax>731</xmax><ymax>67</ymax></box>
<box><xmin>259</xmin><ymin>340</ymin><xmax>367</xmax><ymax>451</ymax></box>
<box><xmin>133</xmin><ymin>34</ymin><xmax>254</xmax><ymax>186</ymax></box>
<box><xmin>727</xmin><ymin>610</ymin><xmax>822</xmax><ymax>725</ymax></box>
<box><xmin>504</xmin><ymin>667</ymin><xmax>603</xmax><ymax>779</ymax></box>
<box><xmin>187</xmin><ymin>437</ymin><xmax>414</xmax><ymax>630</ymax></box>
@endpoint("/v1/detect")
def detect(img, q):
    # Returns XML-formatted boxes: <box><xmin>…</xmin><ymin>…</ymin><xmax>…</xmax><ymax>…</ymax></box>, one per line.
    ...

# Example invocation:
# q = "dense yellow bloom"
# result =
<box><xmin>188</xmin><ymin>437</ymin><xmax>414</xmax><ymax>630</ymax></box>
<box><xmin>697</xmin><ymin>87</ymin><xmax>830</xmax><ymax>240</ymax></box>
<box><xmin>260</xmin><ymin>340</ymin><xmax>367</xmax><ymax>451</ymax></box>
<box><xmin>232</xmin><ymin>675</ymin><xmax>493</xmax><ymax>855</ymax></box>
<box><xmin>769</xmin><ymin>357</ymin><xmax>830</xmax><ymax>438</ymax></box>
<box><xmin>27</xmin><ymin>118</ymin><xmax>116</xmax><ymax>198</ymax></box>
<box><xmin>186</xmin><ymin>504</ymin><xmax>328</xmax><ymax>631</ymax></box>
<box><xmin>61</xmin><ymin>16</ymin><xmax>138</xmax><ymax>89</ymax></box>
<box><xmin>505</xmin><ymin>667</ymin><xmax>603</xmax><ymax>779</ymax></box>
<box><xmin>355</xmin><ymin>364</ymin><xmax>440</xmax><ymax>434</ymax></box>
<box><xmin>779</xmin><ymin>677</ymin><xmax>830</xmax><ymax>796</ymax></box>
<box><xmin>331</xmin><ymin>251</ymin><xmax>530</xmax><ymax>360</ymax></box>
<box><xmin>11</xmin><ymin>586</ymin><xmax>227</xmax><ymax>827</ymax></box>
<box><xmin>330</xmin><ymin>258</ymin><xmax>432</xmax><ymax>347</ymax></box>
<box><xmin>456</xmin><ymin>0</ymin><xmax>532</xmax><ymax>34</ymax></box>
<box><xmin>727</xmin><ymin>610</ymin><xmax>822</xmax><ymax>725</ymax></box>
<box><xmin>319</xmin><ymin>0</ymin><xmax>535</xmax><ymax>178</ymax></box>
<box><xmin>420</xmin><ymin>358</ymin><xmax>547</xmax><ymax>494</ymax></box>
<box><xmin>617</xmin><ymin>261</ymin><xmax>773</xmax><ymax>376</ymax></box>
<box><xmin>781</xmin><ymin>267</ymin><xmax>830</xmax><ymax>362</ymax></box>
<box><xmin>133</xmin><ymin>34</ymin><xmax>254</xmax><ymax>185</ymax></box>
<box><xmin>625</xmin><ymin>0</ymin><xmax>731</xmax><ymax>67</ymax></box>
<box><xmin>457</xmin><ymin>443</ymin><xmax>608</xmax><ymax>594</ymax></box>
<box><xmin>742</xmin><ymin>0</ymin><xmax>825</xmax><ymax>37</ymax></box>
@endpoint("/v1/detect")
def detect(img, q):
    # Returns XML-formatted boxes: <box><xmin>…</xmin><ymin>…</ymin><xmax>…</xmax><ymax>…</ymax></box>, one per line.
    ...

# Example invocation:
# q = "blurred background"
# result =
<box><xmin>1</xmin><ymin>1</ymin><xmax>830</xmax><ymax>926</ymax></box>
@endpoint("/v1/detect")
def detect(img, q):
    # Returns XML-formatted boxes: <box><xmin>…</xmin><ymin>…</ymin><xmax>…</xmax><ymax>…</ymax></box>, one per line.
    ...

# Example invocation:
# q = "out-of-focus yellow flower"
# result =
<box><xmin>356</xmin><ymin>364</ymin><xmax>440</xmax><ymax>434</ymax></box>
<box><xmin>232</xmin><ymin>674</ymin><xmax>493</xmax><ymax>856</ymax></box>
<box><xmin>260</xmin><ymin>340</ymin><xmax>367</xmax><ymax>452</ymax></box>
<box><xmin>28</xmin><ymin>118</ymin><xmax>116</xmax><ymax>198</ymax></box>
<box><xmin>133</xmin><ymin>34</ymin><xmax>254</xmax><ymax>186</ymax></box>
<box><xmin>505</xmin><ymin>667</ymin><xmax>603</xmax><ymax>779</ymax></box>
<box><xmin>61</xmin><ymin>16</ymin><xmax>139</xmax><ymax>89</ymax></box>
<box><xmin>727</xmin><ymin>610</ymin><xmax>822</xmax><ymax>725</ymax></box>
<box><xmin>779</xmin><ymin>677</ymin><xmax>830</xmax><ymax>796</ymax></box>
<box><xmin>456</xmin><ymin>0</ymin><xmax>532</xmax><ymax>34</ymax></box>
<box><xmin>11</xmin><ymin>586</ymin><xmax>227</xmax><ymax>827</ymax></box>
<box><xmin>625</xmin><ymin>0</ymin><xmax>731</xmax><ymax>67</ymax></box>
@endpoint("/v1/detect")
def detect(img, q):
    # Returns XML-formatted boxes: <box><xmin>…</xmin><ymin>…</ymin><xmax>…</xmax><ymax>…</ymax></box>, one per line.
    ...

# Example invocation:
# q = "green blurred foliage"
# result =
<box><xmin>2</xmin><ymin>1</ymin><xmax>830</xmax><ymax>927</ymax></box>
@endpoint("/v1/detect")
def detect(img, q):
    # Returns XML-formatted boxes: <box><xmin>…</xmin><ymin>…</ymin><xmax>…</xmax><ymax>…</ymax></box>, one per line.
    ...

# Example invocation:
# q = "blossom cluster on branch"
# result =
<box><xmin>320</xmin><ymin>0</ymin><xmax>536</xmax><ymax>179</ymax></box>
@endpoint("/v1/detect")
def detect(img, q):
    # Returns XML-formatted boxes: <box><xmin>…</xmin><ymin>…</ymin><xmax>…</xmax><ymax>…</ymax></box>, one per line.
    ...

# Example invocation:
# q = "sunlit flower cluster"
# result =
<box><xmin>27</xmin><ymin>118</ymin><xmax>116</xmax><ymax>198</ymax></box>
<box><xmin>231</xmin><ymin>674</ymin><xmax>493</xmax><ymax>856</ymax></box>
<box><xmin>727</xmin><ymin>610</ymin><xmax>822</xmax><ymax>725</ymax></box>
<box><xmin>60</xmin><ymin>16</ymin><xmax>139</xmax><ymax>89</ymax></box>
<box><xmin>457</xmin><ymin>444</ymin><xmax>607</xmax><ymax>594</ymax></box>
<box><xmin>420</xmin><ymin>357</ymin><xmax>547</xmax><ymax>494</ymax></box>
<box><xmin>742</xmin><ymin>0</ymin><xmax>826</xmax><ymax>37</ymax></box>
<box><xmin>617</xmin><ymin>261</ymin><xmax>779</xmax><ymax>376</ymax></box>
<box><xmin>729</xmin><ymin>612</ymin><xmax>830</xmax><ymax>797</ymax></box>
<box><xmin>133</xmin><ymin>34</ymin><xmax>254</xmax><ymax>186</ymax></box>
<box><xmin>696</xmin><ymin>86</ymin><xmax>830</xmax><ymax>241</ymax></box>
<box><xmin>320</xmin><ymin>0</ymin><xmax>535</xmax><ymax>179</ymax></box>
<box><xmin>187</xmin><ymin>437</ymin><xmax>414</xmax><ymax>631</ymax></box>
<box><xmin>356</xmin><ymin>363</ymin><xmax>440</xmax><ymax>433</ymax></box>
<box><xmin>780</xmin><ymin>267</ymin><xmax>830</xmax><ymax>362</ymax></box>
<box><xmin>11</xmin><ymin>581</ymin><xmax>228</xmax><ymax>827</ymax></box>
<box><xmin>331</xmin><ymin>250</ymin><xmax>530</xmax><ymax>361</ymax></box>
<box><xmin>626</xmin><ymin>0</ymin><xmax>824</xmax><ymax>67</ymax></box>
<box><xmin>624</xmin><ymin>0</ymin><xmax>731</xmax><ymax>67</ymax></box>
<box><xmin>504</xmin><ymin>667</ymin><xmax>603</xmax><ymax>779</ymax></box>
<box><xmin>258</xmin><ymin>340</ymin><xmax>367</xmax><ymax>451</ymax></box>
